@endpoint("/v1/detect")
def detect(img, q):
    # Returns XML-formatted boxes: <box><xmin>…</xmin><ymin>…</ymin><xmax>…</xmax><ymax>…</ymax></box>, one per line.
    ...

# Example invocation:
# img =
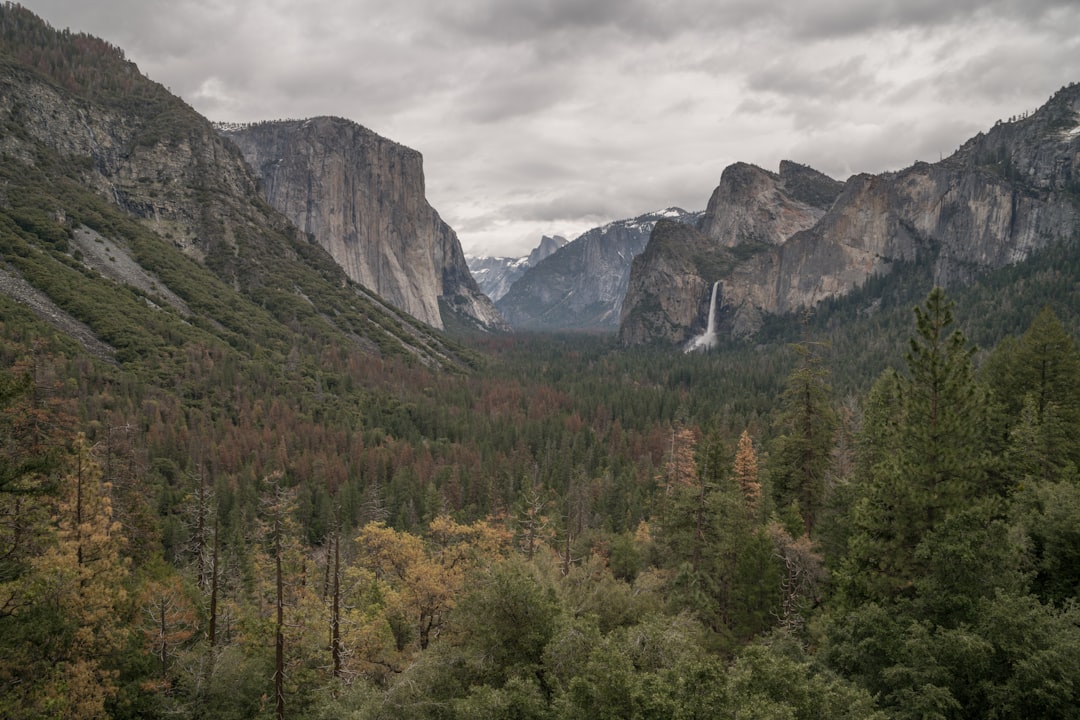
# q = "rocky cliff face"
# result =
<box><xmin>0</xmin><ymin>42</ymin><xmax>274</xmax><ymax>277</ymax></box>
<box><xmin>467</xmin><ymin>235</ymin><xmax>567</xmax><ymax>302</ymax></box>
<box><xmin>700</xmin><ymin>160</ymin><xmax>843</xmax><ymax>248</ymax></box>
<box><xmin>620</xmin><ymin>84</ymin><xmax>1080</xmax><ymax>345</ymax></box>
<box><xmin>497</xmin><ymin>208</ymin><xmax>702</xmax><ymax>331</ymax></box>
<box><xmin>618</xmin><ymin>220</ymin><xmax>729</xmax><ymax>345</ymax></box>
<box><xmin>219</xmin><ymin>117</ymin><xmax>506</xmax><ymax>331</ymax></box>
<box><xmin>0</xmin><ymin>5</ymin><xmax>473</xmax><ymax>367</ymax></box>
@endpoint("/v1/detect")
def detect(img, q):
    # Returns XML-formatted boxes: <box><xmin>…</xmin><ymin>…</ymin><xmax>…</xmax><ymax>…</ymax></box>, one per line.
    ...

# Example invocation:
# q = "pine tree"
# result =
<box><xmin>258</xmin><ymin>473</ymin><xmax>299</xmax><ymax>720</ymax></box>
<box><xmin>985</xmin><ymin>306</ymin><xmax>1080</xmax><ymax>481</ymax></box>
<box><xmin>900</xmin><ymin>288</ymin><xmax>989</xmax><ymax>525</ymax></box>
<box><xmin>657</xmin><ymin>427</ymin><xmax>781</xmax><ymax>647</ymax></box>
<box><xmin>139</xmin><ymin>574</ymin><xmax>199</xmax><ymax>690</ymax></box>
<box><xmin>840</xmin><ymin>288</ymin><xmax>992</xmax><ymax>605</ymax></box>
<box><xmin>733</xmin><ymin>429</ymin><xmax>761</xmax><ymax>513</ymax></box>
<box><xmin>23</xmin><ymin>435</ymin><xmax>129</xmax><ymax>718</ymax></box>
<box><xmin>770</xmin><ymin>341</ymin><xmax>837</xmax><ymax>536</ymax></box>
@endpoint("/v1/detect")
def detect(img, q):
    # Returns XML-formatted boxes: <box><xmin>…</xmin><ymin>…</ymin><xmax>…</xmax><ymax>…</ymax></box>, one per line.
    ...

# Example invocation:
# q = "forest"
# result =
<box><xmin>3</xmin><ymin>277</ymin><xmax>1080</xmax><ymax>719</ymax></box>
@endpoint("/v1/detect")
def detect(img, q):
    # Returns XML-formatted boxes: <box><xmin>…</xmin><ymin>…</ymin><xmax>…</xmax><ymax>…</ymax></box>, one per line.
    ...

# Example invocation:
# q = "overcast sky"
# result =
<box><xmin>22</xmin><ymin>0</ymin><xmax>1080</xmax><ymax>257</ymax></box>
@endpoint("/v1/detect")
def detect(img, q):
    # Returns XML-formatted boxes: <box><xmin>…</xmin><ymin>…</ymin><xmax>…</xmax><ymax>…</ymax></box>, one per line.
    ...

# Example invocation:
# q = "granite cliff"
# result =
<box><xmin>498</xmin><ymin>208</ymin><xmax>702</xmax><ymax>331</ymax></box>
<box><xmin>619</xmin><ymin>220</ymin><xmax>728</xmax><ymax>345</ymax></box>
<box><xmin>700</xmin><ymin>160</ymin><xmax>843</xmax><ymax>249</ymax></box>
<box><xmin>219</xmin><ymin>118</ymin><xmax>506</xmax><ymax>332</ymax></box>
<box><xmin>620</xmin><ymin>85</ymin><xmax>1080</xmax><ymax>345</ymax></box>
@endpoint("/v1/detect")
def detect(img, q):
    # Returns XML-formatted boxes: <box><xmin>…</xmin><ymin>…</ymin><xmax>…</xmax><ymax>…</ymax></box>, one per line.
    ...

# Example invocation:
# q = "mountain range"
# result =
<box><xmin>4</xmin><ymin>8</ymin><xmax>1080</xmax><ymax>718</ymax></box>
<box><xmin>0</xmin><ymin>5</ymin><xmax>476</xmax><ymax>367</ymax></box>
<box><xmin>495</xmin><ymin>208</ymin><xmax>703</xmax><ymax>331</ymax></box>
<box><xmin>467</xmin><ymin>234</ymin><xmax>567</xmax><ymax>302</ymax></box>
<box><xmin>2</xmin><ymin>1</ymin><xmax>1079</xmax><ymax>357</ymax></box>
<box><xmin>620</xmin><ymin>88</ymin><xmax>1080</xmax><ymax>345</ymax></box>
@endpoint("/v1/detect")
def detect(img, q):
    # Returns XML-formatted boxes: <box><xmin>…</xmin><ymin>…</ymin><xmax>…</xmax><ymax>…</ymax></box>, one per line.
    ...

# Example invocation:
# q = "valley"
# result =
<box><xmin>2</xmin><ymin>5</ymin><xmax>1080</xmax><ymax>719</ymax></box>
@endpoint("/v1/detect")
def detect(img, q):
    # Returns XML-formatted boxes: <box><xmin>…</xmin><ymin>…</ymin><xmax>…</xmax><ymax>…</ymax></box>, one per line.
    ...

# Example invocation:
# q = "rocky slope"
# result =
<box><xmin>0</xmin><ymin>5</ymin><xmax>472</xmax><ymax>367</ymax></box>
<box><xmin>700</xmin><ymin>160</ymin><xmax>843</xmax><ymax>249</ymax></box>
<box><xmin>620</xmin><ymin>84</ymin><xmax>1080</xmax><ymax>345</ymax></box>
<box><xmin>467</xmin><ymin>234</ymin><xmax>567</xmax><ymax>302</ymax></box>
<box><xmin>497</xmin><ymin>208</ymin><xmax>702</xmax><ymax>331</ymax></box>
<box><xmin>219</xmin><ymin>118</ymin><xmax>506</xmax><ymax>332</ymax></box>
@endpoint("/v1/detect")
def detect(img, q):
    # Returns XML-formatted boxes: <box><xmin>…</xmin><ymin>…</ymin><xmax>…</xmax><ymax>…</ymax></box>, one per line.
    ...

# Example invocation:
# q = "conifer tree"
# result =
<box><xmin>985</xmin><ymin>306</ymin><xmax>1080</xmax><ymax>481</ymax></box>
<box><xmin>258</xmin><ymin>473</ymin><xmax>299</xmax><ymax>720</ymax></box>
<box><xmin>658</xmin><ymin>427</ymin><xmax>780</xmax><ymax>647</ymax></box>
<box><xmin>24</xmin><ymin>435</ymin><xmax>129</xmax><ymax>719</ymax></box>
<box><xmin>770</xmin><ymin>341</ymin><xmax>837</xmax><ymax>536</ymax></box>
<box><xmin>733</xmin><ymin>429</ymin><xmax>761</xmax><ymax>513</ymax></box>
<box><xmin>840</xmin><ymin>288</ymin><xmax>992</xmax><ymax>604</ymax></box>
<box><xmin>139</xmin><ymin>574</ymin><xmax>199</xmax><ymax>690</ymax></box>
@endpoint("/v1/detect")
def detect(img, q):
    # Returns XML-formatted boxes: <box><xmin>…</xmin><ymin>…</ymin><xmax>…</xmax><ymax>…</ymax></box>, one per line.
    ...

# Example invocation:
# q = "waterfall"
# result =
<box><xmin>705</xmin><ymin>280</ymin><xmax>719</xmax><ymax>337</ymax></box>
<box><xmin>685</xmin><ymin>281</ymin><xmax>720</xmax><ymax>352</ymax></box>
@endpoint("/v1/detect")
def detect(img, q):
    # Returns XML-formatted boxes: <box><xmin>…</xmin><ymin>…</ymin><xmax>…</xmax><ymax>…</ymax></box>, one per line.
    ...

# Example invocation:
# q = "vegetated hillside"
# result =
<box><xmin>6</xmin><ymin>237</ymin><xmax>1080</xmax><ymax>717</ymax></box>
<box><xmin>0</xmin><ymin>3</ymin><xmax>469</xmax><ymax>370</ymax></box>
<box><xmin>3</xmin><ymin>6</ymin><xmax>1080</xmax><ymax>720</ymax></box>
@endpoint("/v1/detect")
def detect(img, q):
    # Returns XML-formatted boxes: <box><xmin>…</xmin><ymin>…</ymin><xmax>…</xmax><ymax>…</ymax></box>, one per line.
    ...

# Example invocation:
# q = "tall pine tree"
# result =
<box><xmin>770</xmin><ymin>340</ymin><xmax>837</xmax><ymax>536</ymax></box>
<box><xmin>840</xmin><ymin>288</ymin><xmax>993</xmax><ymax>605</ymax></box>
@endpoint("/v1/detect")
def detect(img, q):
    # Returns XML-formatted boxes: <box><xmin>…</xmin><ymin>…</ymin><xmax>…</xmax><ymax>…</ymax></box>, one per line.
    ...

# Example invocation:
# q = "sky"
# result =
<box><xmin>21</xmin><ymin>0</ymin><xmax>1080</xmax><ymax>257</ymax></box>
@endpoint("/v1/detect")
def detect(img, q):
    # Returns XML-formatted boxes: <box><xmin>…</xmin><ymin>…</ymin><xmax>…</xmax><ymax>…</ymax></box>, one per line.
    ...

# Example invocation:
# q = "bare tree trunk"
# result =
<box><xmin>75</xmin><ymin>447</ymin><xmax>84</xmax><ymax>566</ymax></box>
<box><xmin>195</xmin><ymin>466</ymin><xmax>208</xmax><ymax>587</ymax></box>
<box><xmin>331</xmin><ymin>527</ymin><xmax>341</xmax><ymax>678</ymax></box>
<box><xmin>275</xmin><ymin>522</ymin><xmax>285</xmax><ymax>720</ymax></box>
<box><xmin>208</xmin><ymin>520</ymin><xmax>219</xmax><ymax>648</ymax></box>
<box><xmin>159</xmin><ymin>596</ymin><xmax>168</xmax><ymax>683</ymax></box>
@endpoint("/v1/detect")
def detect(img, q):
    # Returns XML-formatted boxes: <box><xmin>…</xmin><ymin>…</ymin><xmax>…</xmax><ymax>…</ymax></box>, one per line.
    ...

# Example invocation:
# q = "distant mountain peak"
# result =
<box><xmin>467</xmin><ymin>234</ymin><xmax>569</xmax><ymax>303</ymax></box>
<box><xmin>496</xmin><ymin>208</ymin><xmax>703</xmax><ymax>331</ymax></box>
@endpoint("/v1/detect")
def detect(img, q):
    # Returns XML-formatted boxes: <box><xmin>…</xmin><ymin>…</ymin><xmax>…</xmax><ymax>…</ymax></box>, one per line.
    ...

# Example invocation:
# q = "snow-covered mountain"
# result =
<box><xmin>496</xmin><ymin>208</ymin><xmax>703</xmax><ymax>331</ymax></box>
<box><xmin>467</xmin><ymin>235</ymin><xmax>568</xmax><ymax>302</ymax></box>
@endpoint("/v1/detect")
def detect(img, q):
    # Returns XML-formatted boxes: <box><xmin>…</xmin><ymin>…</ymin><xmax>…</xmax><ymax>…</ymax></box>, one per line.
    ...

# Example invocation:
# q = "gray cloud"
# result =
<box><xmin>20</xmin><ymin>0</ymin><xmax>1080</xmax><ymax>256</ymax></box>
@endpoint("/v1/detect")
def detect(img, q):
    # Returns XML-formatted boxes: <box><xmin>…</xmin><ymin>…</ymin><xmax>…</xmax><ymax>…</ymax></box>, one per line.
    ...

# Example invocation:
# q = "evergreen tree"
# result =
<box><xmin>840</xmin><ymin>288</ymin><xmax>992</xmax><ymax>605</ymax></box>
<box><xmin>985</xmin><ymin>306</ymin><xmax>1080</xmax><ymax>481</ymax></box>
<box><xmin>1</xmin><ymin>436</ymin><xmax>131</xmax><ymax>719</ymax></box>
<box><xmin>732</xmin><ymin>429</ymin><xmax>762</xmax><ymax>513</ymax></box>
<box><xmin>658</xmin><ymin>427</ymin><xmax>780</xmax><ymax>648</ymax></box>
<box><xmin>770</xmin><ymin>341</ymin><xmax>837</xmax><ymax>536</ymax></box>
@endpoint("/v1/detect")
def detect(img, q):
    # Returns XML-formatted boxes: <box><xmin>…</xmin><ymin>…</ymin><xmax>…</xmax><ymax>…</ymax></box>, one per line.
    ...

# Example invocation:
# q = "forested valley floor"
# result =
<box><xmin>4</xmin><ymin>279</ymin><xmax>1080</xmax><ymax>720</ymax></box>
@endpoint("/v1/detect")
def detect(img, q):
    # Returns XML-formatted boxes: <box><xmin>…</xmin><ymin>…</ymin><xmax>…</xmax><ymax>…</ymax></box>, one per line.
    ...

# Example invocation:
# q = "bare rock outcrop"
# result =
<box><xmin>700</xmin><ymin>161</ymin><xmax>843</xmax><ymax>248</ymax></box>
<box><xmin>220</xmin><ymin>118</ymin><xmax>507</xmax><ymax>331</ymax></box>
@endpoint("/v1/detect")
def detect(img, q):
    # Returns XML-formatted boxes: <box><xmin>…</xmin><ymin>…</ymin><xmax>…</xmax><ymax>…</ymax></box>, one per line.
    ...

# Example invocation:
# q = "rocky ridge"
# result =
<box><xmin>700</xmin><ymin>160</ymin><xmax>843</xmax><ymax>249</ymax></box>
<box><xmin>620</xmin><ymin>84</ymin><xmax>1080</xmax><ymax>345</ymax></box>
<box><xmin>0</xmin><ymin>5</ymin><xmax>473</xmax><ymax>367</ymax></box>
<box><xmin>497</xmin><ymin>208</ymin><xmax>703</xmax><ymax>331</ymax></box>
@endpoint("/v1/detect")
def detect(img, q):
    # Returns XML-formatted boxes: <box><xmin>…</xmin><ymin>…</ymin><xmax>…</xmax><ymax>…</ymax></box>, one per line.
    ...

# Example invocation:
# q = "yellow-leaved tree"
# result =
<box><xmin>20</xmin><ymin>434</ymin><xmax>131</xmax><ymax>719</ymax></box>
<box><xmin>355</xmin><ymin>516</ymin><xmax>510</xmax><ymax>659</ymax></box>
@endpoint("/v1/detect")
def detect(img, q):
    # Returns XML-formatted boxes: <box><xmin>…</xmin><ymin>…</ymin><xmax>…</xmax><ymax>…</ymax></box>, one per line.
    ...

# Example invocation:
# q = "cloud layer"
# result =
<box><xmin>25</xmin><ymin>0</ymin><xmax>1080</xmax><ymax>256</ymax></box>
